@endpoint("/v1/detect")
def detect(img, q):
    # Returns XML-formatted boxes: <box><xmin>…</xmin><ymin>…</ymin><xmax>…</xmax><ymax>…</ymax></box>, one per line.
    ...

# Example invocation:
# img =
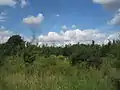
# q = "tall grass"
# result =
<box><xmin>0</xmin><ymin>55</ymin><xmax>116</xmax><ymax>90</ymax></box>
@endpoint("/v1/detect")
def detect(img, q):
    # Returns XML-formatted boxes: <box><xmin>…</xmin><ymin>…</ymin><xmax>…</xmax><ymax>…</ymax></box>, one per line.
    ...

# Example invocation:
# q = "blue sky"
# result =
<box><xmin>0</xmin><ymin>0</ymin><xmax>120</xmax><ymax>44</ymax></box>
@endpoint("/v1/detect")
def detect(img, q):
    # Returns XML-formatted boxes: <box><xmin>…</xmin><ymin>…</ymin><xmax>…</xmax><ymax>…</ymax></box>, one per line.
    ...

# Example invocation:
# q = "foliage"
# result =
<box><xmin>0</xmin><ymin>35</ymin><xmax>120</xmax><ymax>89</ymax></box>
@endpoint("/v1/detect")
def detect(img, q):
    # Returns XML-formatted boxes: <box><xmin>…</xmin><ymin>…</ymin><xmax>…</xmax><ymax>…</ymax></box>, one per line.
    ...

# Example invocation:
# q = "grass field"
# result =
<box><xmin>0</xmin><ymin>55</ymin><xmax>117</xmax><ymax>90</ymax></box>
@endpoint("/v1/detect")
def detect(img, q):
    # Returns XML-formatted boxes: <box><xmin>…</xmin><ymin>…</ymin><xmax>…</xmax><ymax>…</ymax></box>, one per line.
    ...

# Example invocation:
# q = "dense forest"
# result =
<box><xmin>0</xmin><ymin>35</ymin><xmax>120</xmax><ymax>90</ymax></box>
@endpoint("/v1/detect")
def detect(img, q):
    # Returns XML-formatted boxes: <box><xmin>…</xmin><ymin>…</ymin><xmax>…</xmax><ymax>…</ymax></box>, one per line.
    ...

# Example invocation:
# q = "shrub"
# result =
<box><xmin>23</xmin><ymin>52</ymin><xmax>36</xmax><ymax>64</ymax></box>
<box><xmin>87</xmin><ymin>57</ymin><xmax>103</xmax><ymax>69</ymax></box>
<box><xmin>57</xmin><ymin>55</ymin><xmax>65</xmax><ymax>60</ymax></box>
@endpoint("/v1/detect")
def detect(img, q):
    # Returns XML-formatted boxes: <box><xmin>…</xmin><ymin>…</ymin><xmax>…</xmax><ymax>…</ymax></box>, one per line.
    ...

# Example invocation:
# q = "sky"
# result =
<box><xmin>0</xmin><ymin>0</ymin><xmax>120</xmax><ymax>45</ymax></box>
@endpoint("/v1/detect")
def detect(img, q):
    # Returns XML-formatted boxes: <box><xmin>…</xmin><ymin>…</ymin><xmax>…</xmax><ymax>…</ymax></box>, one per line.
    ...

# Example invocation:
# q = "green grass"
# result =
<box><xmin>0</xmin><ymin>56</ymin><xmax>116</xmax><ymax>90</ymax></box>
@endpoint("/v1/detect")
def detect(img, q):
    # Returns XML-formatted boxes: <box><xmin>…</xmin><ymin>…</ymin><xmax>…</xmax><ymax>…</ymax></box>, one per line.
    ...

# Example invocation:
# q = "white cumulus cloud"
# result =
<box><xmin>93</xmin><ymin>0</ymin><xmax>120</xmax><ymax>26</ymax></box>
<box><xmin>0</xmin><ymin>0</ymin><xmax>28</xmax><ymax>8</ymax></box>
<box><xmin>20</xmin><ymin>0</ymin><xmax>28</xmax><ymax>8</ymax></box>
<box><xmin>93</xmin><ymin>0</ymin><xmax>119</xmax><ymax>4</ymax></box>
<box><xmin>0</xmin><ymin>0</ymin><xmax>16</xmax><ymax>7</ymax></box>
<box><xmin>0</xmin><ymin>26</ymin><xmax>14</xmax><ymax>43</ymax></box>
<box><xmin>37</xmin><ymin>28</ymin><xmax>118</xmax><ymax>46</ymax></box>
<box><xmin>93</xmin><ymin>0</ymin><xmax>120</xmax><ymax>9</ymax></box>
<box><xmin>108</xmin><ymin>9</ymin><xmax>120</xmax><ymax>25</ymax></box>
<box><xmin>23</xmin><ymin>13</ymin><xmax>44</xmax><ymax>26</ymax></box>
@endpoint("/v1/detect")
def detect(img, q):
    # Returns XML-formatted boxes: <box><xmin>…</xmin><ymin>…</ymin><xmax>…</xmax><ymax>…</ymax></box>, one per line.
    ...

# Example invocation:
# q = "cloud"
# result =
<box><xmin>93</xmin><ymin>0</ymin><xmax>120</xmax><ymax>5</ymax></box>
<box><xmin>23</xmin><ymin>13</ymin><xmax>44</xmax><ymax>27</ymax></box>
<box><xmin>0</xmin><ymin>0</ymin><xmax>16</xmax><ymax>7</ymax></box>
<box><xmin>38</xmin><ymin>32</ymin><xmax>65</xmax><ymax>42</ymax></box>
<box><xmin>61</xmin><ymin>25</ymin><xmax>68</xmax><ymax>30</ymax></box>
<box><xmin>72</xmin><ymin>24</ymin><xmax>77</xmax><ymax>29</ymax></box>
<box><xmin>20</xmin><ymin>0</ymin><xmax>28</xmax><ymax>8</ymax></box>
<box><xmin>23</xmin><ymin>13</ymin><xmax>44</xmax><ymax>43</ymax></box>
<box><xmin>0</xmin><ymin>0</ymin><xmax>28</xmax><ymax>8</ymax></box>
<box><xmin>0</xmin><ymin>11</ymin><xmax>7</xmax><ymax>16</ymax></box>
<box><xmin>92</xmin><ymin>0</ymin><xmax>120</xmax><ymax>26</ymax></box>
<box><xmin>107</xmin><ymin>32</ymin><xmax>120</xmax><ymax>39</ymax></box>
<box><xmin>0</xmin><ymin>26</ymin><xmax>14</xmax><ymax>43</ymax></box>
<box><xmin>108</xmin><ymin>9</ymin><xmax>120</xmax><ymax>25</ymax></box>
<box><xmin>93</xmin><ymin>0</ymin><xmax>120</xmax><ymax>9</ymax></box>
<box><xmin>56</xmin><ymin>14</ymin><xmax>60</xmax><ymax>17</ymax></box>
<box><xmin>37</xmin><ymin>28</ymin><xmax>118</xmax><ymax>46</ymax></box>
<box><xmin>0</xmin><ymin>11</ymin><xmax>7</xmax><ymax>22</ymax></box>
<box><xmin>62</xmin><ymin>24</ymin><xmax>77</xmax><ymax>31</ymax></box>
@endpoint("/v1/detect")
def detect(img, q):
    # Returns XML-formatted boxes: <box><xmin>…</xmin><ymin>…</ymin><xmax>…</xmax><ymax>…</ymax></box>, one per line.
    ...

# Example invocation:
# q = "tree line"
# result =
<box><xmin>0</xmin><ymin>35</ymin><xmax>120</xmax><ymax>68</ymax></box>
